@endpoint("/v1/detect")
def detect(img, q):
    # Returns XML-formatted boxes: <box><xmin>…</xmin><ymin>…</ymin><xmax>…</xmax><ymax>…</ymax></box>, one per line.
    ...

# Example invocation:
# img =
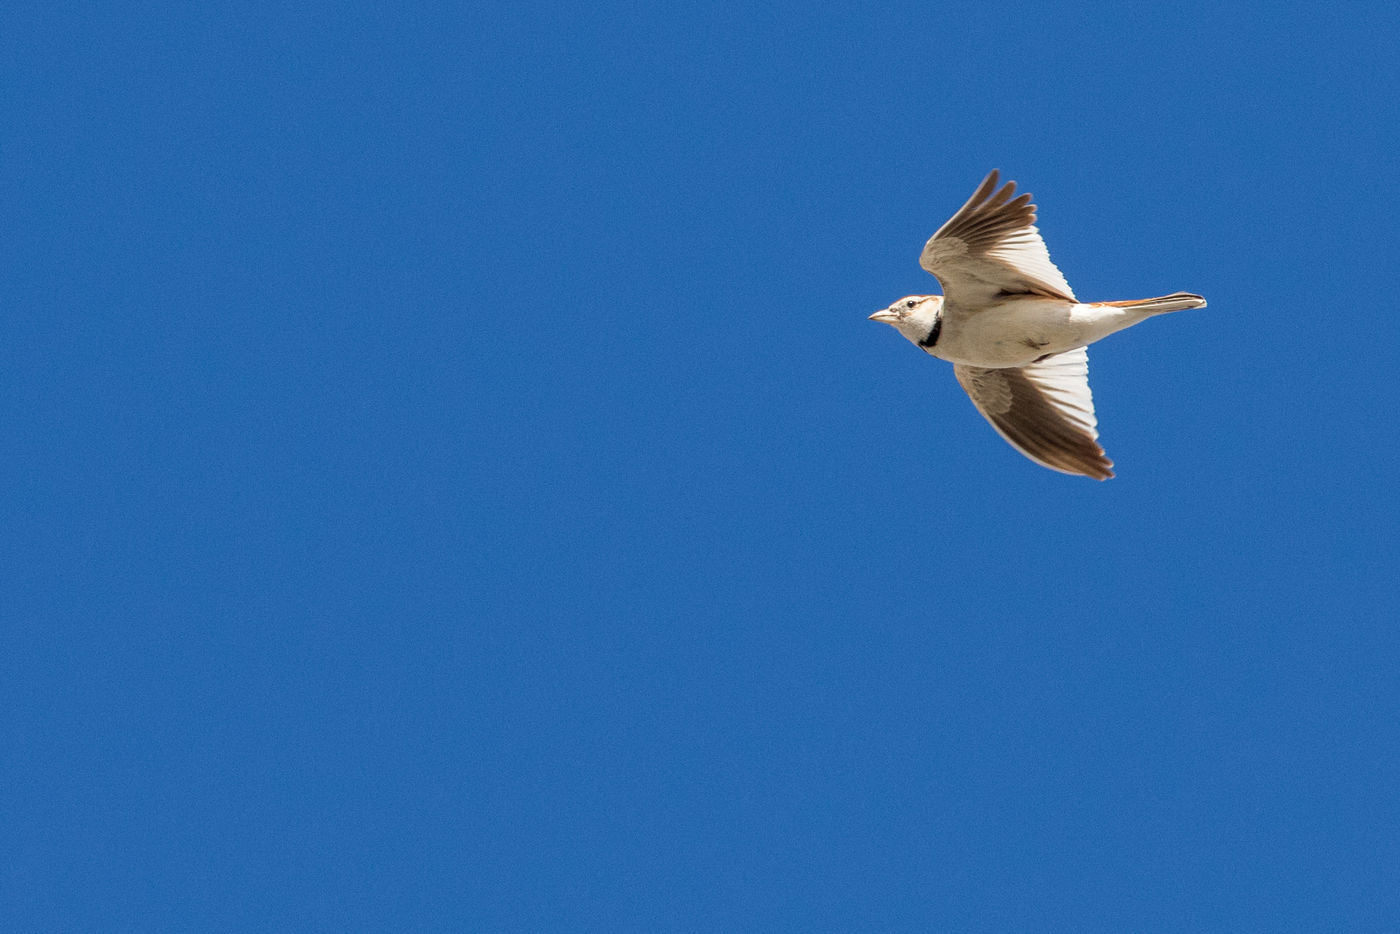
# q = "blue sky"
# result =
<box><xmin>5</xmin><ymin>1</ymin><xmax>1399</xmax><ymax>929</ymax></box>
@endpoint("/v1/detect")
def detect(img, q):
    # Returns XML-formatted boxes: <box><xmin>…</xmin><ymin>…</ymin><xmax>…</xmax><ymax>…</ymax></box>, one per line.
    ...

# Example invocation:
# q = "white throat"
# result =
<box><xmin>896</xmin><ymin>300</ymin><xmax>943</xmax><ymax>349</ymax></box>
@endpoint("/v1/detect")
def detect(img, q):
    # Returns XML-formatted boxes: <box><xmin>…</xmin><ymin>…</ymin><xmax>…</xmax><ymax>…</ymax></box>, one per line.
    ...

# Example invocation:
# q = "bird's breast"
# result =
<box><xmin>933</xmin><ymin>296</ymin><xmax>1082</xmax><ymax>367</ymax></box>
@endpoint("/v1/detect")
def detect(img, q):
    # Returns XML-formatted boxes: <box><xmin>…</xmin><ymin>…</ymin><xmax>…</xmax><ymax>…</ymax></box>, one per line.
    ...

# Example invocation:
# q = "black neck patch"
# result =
<box><xmin>917</xmin><ymin>313</ymin><xmax>942</xmax><ymax>349</ymax></box>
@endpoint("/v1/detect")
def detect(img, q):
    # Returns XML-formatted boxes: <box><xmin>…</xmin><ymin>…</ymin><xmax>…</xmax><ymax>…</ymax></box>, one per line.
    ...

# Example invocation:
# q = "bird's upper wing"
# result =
<box><xmin>919</xmin><ymin>170</ymin><xmax>1076</xmax><ymax>307</ymax></box>
<box><xmin>953</xmin><ymin>347</ymin><xmax>1113</xmax><ymax>479</ymax></box>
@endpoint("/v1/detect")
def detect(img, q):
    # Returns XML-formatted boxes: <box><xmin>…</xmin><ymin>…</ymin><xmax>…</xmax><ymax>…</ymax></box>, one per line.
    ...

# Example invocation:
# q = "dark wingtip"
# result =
<box><xmin>969</xmin><ymin>169</ymin><xmax>1001</xmax><ymax>205</ymax></box>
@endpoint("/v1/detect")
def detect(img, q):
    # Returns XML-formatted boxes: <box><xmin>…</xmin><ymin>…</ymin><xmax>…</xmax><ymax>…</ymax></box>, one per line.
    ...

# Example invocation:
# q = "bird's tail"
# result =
<box><xmin>1097</xmin><ymin>292</ymin><xmax>1207</xmax><ymax>315</ymax></box>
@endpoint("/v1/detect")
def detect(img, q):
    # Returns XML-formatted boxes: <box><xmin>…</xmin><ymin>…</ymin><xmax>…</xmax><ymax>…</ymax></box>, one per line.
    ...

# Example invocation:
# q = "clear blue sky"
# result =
<box><xmin>5</xmin><ymin>1</ymin><xmax>1399</xmax><ymax>930</ymax></box>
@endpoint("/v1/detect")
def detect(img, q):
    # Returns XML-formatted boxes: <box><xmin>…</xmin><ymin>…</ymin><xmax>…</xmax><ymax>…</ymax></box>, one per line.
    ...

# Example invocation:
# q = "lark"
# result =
<box><xmin>870</xmin><ymin>170</ymin><xmax>1206</xmax><ymax>479</ymax></box>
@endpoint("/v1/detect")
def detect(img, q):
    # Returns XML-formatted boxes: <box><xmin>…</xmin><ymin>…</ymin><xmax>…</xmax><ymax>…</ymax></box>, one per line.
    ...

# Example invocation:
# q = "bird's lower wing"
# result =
<box><xmin>953</xmin><ymin>347</ymin><xmax>1113</xmax><ymax>480</ymax></box>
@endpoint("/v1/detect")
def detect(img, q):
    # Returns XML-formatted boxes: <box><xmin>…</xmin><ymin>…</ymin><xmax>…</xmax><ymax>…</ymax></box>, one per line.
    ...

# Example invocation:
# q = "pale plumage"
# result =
<box><xmin>869</xmin><ymin>170</ymin><xmax>1206</xmax><ymax>479</ymax></box>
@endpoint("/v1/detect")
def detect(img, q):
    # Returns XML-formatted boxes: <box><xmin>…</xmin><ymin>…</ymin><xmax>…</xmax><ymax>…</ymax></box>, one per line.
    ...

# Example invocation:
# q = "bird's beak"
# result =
<box><xmin>868</xmin><ymin>309</ymin><xmax>897</xmax><ymax>324</ymax></box>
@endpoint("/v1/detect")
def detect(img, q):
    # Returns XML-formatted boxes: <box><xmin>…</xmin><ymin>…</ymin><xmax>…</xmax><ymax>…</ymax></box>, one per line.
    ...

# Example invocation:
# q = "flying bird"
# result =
<box><xmin>869</xmin><ymin>170</ymin><xmax>1206</xmax><ymax>479</ymax></box>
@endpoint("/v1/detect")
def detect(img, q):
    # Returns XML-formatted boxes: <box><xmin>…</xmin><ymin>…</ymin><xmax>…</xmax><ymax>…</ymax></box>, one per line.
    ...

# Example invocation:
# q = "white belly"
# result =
<box><xmin>931</xmin><ymin>297</ymin><xmax>1138</xmax><ymax>368</ymax></box>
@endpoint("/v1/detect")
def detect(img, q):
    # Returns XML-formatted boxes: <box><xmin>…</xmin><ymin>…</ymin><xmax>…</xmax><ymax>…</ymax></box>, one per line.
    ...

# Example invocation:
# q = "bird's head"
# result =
<box><xmin>868</xmin><ymin>295</ymin><xmax>943</xmax><ymax>344</ymax></box>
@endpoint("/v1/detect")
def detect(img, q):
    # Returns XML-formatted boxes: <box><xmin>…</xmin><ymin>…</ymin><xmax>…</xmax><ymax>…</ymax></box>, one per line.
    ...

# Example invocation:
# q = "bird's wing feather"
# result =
<box><xmin>919</xmin><ymin>170</ymin><xmax>1077</xmax><ymax>307</ymax></box>
<box><xmin>953</xmin><ymin>347</ymin><xmax>1113</xmax><ymax>479</ymax></box>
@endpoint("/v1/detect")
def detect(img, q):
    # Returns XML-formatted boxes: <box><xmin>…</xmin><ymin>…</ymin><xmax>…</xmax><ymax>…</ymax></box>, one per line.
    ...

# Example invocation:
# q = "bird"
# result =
<box><xmin>868</xmin><ymin>170</ymin><xmax>1206</xmax><ymax>480</ymax></box>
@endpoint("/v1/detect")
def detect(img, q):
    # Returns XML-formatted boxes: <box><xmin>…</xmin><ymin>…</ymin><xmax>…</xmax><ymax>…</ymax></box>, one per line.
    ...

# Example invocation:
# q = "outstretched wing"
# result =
<box><xmin>919</xmin><ymin>170</ymin><xmax>1076</xmax><ymax>307</ymax></box>
<box><xmin>953</xmin><ymin>347</ymin><xmax>1113</xmax><ymax>480</ymax></box>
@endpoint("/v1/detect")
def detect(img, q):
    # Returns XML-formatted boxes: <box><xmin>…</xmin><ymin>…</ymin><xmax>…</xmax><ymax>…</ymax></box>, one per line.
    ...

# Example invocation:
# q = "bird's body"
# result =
<box><xmin>870</xmin><ymin>170</ymin><xmax>1206</xmax><ymax>479</ymax></box>
<box><xmin>895</xmin><ymin>292</ymin><xmax>1202</xmax><ymax>369</ymax></box>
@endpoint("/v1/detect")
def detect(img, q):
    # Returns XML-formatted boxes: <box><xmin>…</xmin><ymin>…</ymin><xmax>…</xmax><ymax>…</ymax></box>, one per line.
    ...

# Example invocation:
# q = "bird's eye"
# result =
<box><xmin>905</xmin><ymin>300</ymin><xmax>917</xmax><ymax>308</ymax></box>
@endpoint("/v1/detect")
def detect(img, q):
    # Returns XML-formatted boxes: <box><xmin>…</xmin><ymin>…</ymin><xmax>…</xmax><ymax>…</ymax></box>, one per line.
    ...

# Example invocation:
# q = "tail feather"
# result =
<box><xmin>1098</xmin><ymin>292</ymin><xmax>1207</xmax><ymax>314</ymax></box>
